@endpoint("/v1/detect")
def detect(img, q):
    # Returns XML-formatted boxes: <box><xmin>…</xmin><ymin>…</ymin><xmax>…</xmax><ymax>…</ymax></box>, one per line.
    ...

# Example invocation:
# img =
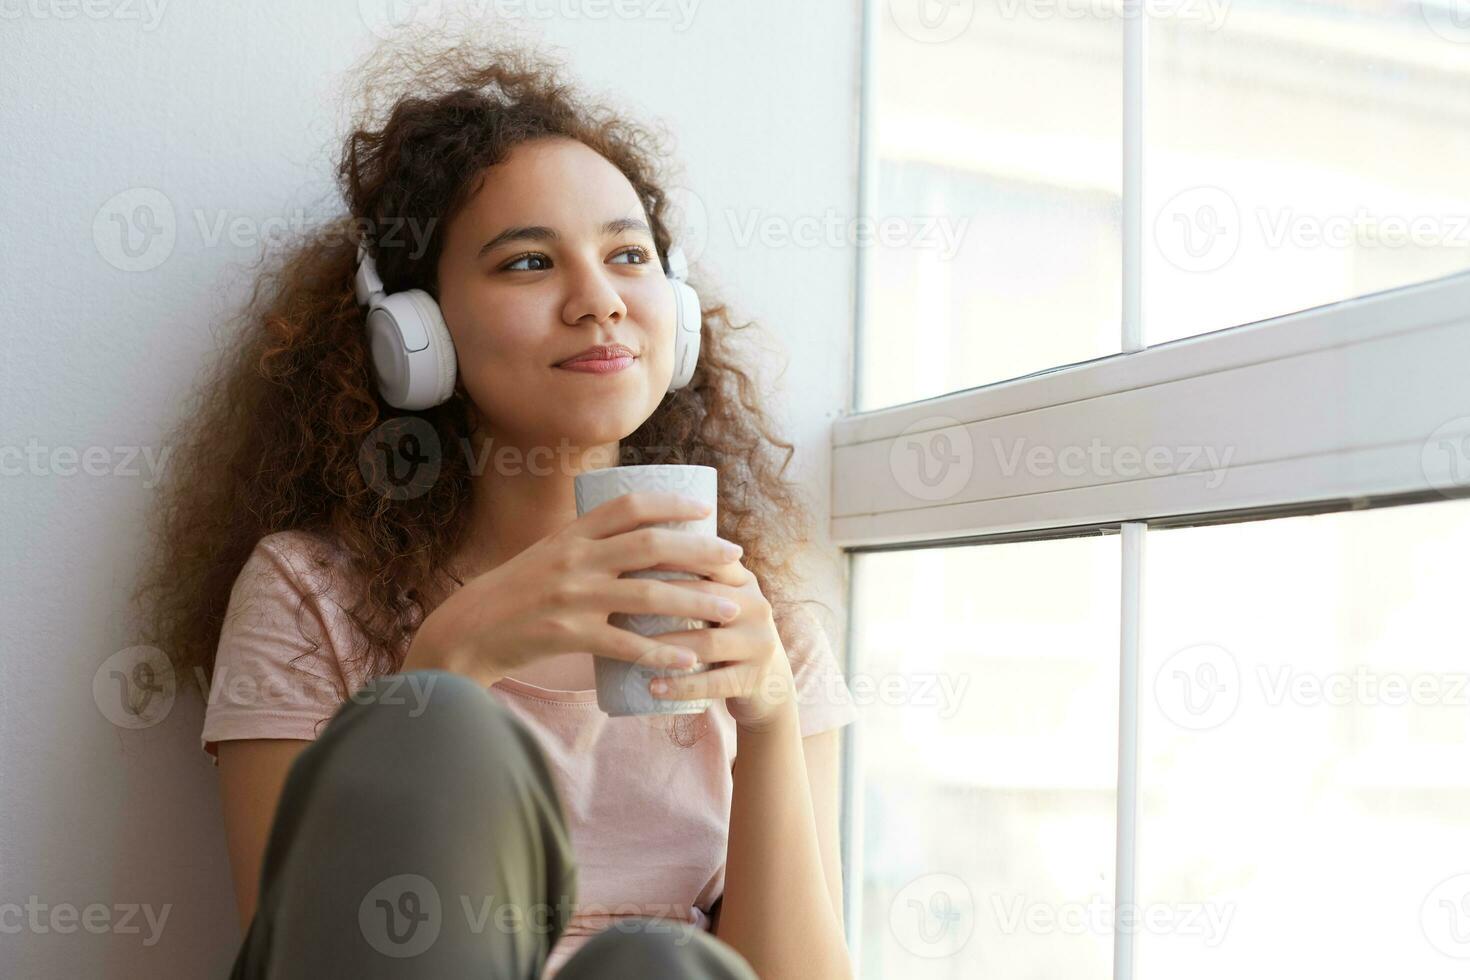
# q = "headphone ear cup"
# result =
<box><xmin>365</xmin><ymin>289</ymin><xmax>458</xmax><ymax>410</ymax></box>
<box><xmin>667</xmin><ymin>279</ymin><xmax>702</xmax><ymax>393</ymax></box>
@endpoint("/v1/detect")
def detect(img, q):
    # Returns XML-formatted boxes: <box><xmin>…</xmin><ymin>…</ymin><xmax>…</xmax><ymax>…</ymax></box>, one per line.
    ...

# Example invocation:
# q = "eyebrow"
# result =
<box><xmin>477</xmin><ymin>217</ymin><xmax>652</xmax><ymax>258</ymax></box>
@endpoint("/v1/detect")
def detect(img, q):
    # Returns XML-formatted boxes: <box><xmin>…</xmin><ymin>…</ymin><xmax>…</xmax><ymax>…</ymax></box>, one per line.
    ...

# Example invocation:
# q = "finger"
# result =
<box><xmin>603</xmin><ymin>578</ymin><xmax>741</xmax><ymax>626</ymax></box>
<box><xmin>571</xmin><ymin>491</ymin><xmax>712</xmax><ymax>542</ymax></box>
<box><xmin>652</xmin><ymin>626</ymin><xmax>738</xmax><ymax>665</ymax></box>
<box><xmin>596</xmin><ymin>525</ymin><xmax>741</xmax><ymax>579</ymax></box>
<box><xmin>651</xmin><ymin>578</ymin><xmax>743</xmax><ymax>605</ymax></box>
<box><xmin>649</xmin><ymin>663</ymin><xmax>751</xmax><ymax>702</ymax></box>
<box><xmin>588</xmin><ymin>624</ymin><xmax>704</xmax><ymax>670</ymax></box>
<box><xmin>658</xmin><ymin>555</ymin><xmax>747</xmax><ymax>588</ymax></box>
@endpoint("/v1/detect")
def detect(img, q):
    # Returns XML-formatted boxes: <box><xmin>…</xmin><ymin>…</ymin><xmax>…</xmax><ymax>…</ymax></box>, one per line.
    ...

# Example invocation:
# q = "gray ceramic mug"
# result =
<box><xmin>573</xmin><ymin>464</ymin><xmax>718</xmax><ymax>716</ymax></box>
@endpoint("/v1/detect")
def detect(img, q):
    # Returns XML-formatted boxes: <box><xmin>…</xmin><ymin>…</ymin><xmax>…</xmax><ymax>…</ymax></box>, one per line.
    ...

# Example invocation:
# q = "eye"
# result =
<box><xmin>502</xmin><ymin>252</ymin><xmax>551</xmax><ymax>272</ymax></box>
<box><xmin>500</xmin><ymin>246</ymin><xmax>651</xmax><ymax>272</ymax></box>
<box><xmin>610</xmin><ymin>245</ymin><xmax>652</xmax><ymax>265</ymax></box>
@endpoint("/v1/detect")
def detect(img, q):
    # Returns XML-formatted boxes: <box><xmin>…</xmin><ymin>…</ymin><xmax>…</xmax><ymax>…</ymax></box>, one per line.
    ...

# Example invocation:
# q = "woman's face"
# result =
<box><xmin>435</xmin><ymin>136</ymin><xmax>675</xmax><ymax>452</ymax></box>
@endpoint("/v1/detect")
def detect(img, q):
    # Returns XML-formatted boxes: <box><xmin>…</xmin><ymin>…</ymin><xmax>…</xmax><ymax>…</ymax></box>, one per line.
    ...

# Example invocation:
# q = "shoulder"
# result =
<box><xmin>219</xmin><ymin>529</ymin><xmax>363</xmax><ymax>675</ymax></box>
<box><xmin>202</xmin><ymin>531</ymin><xmax>362</xmax><ymax>760</ymax></box>
<box><xmin>230</xmin><ymin>530</ymin><xmax>355</xmax><ymax>607</ymax></box>
<box><xmin>252</xmin><ymin>528</ymin><xmax>351</xmax><ymax>581</ymax></box>
<box><xmin>776</xmin><ymin>601</ymin><xmax>835</xmax><ymax>662</ymax></box>
<box><xmin>775</xmin><ymin>600</ymin><xmax>860</xmax><ymax>738</ymax></box>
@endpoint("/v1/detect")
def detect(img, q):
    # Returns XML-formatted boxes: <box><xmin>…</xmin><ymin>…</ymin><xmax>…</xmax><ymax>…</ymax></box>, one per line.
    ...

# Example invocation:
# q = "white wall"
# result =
<box><xmin>0</xmin><ymin>3</ymin><xmax>859</xmax><ymax>975</ymax></box>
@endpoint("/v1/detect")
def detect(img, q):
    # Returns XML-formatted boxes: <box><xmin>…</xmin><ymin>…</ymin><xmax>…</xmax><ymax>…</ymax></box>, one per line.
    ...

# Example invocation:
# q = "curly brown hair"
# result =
<box><xmin>130</xmin><ymin>30</ymin><xmax>828</xmax><ymax>705</ymax></box>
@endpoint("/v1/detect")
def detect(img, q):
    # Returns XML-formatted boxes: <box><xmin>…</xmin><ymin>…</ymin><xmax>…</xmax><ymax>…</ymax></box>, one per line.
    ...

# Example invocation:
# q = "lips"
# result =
<box><xmin>556</xmin><ymin>344</ymin><xmax>637</xmax><ymax>366</ymax></box>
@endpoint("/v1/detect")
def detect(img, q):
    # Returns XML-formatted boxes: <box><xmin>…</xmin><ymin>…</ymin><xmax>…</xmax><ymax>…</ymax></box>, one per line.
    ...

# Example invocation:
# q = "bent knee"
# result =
<box><xmin>576</xmin><ymin>918</ymin><xmax>754</xmax><ymax>977</ymax></box>
<box><xmin>334</xmin><ymin>669</ymin><xmax>531</xmax><ymax>750</ymax></box>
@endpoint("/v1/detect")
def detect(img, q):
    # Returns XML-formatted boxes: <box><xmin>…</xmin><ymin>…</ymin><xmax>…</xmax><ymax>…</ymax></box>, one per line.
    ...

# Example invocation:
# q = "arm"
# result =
<box><xmin>216</xmin><ymin>738</ymin><xmax>312</xmax><ymax>933</ymax></box>
<box><xmin>803</xmin><ymin>728</ymin><xmax>847</xmax><ymax>935</ymax></box>
<box><xmin>714</xmin><ymin>707</ymin><xmax>853</xmax><ymax>980</ymax></box>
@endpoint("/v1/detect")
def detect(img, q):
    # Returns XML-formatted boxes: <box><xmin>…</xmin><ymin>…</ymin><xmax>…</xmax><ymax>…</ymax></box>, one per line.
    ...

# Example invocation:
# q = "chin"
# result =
<box><xmin>553</xmin><ymin>411</ymin><xmax>645</xmax><ymax>444</ymax></box>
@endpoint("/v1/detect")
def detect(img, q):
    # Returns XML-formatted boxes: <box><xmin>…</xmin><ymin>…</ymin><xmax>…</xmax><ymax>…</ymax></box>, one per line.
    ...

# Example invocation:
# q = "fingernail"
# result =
<box><xmin>716</xmin><ymin>599</ymin><xmax>740</xmax><ymax>619</ymax></box>
<box><xmin>662</xmin><ymin>647</ymin><xmax>696</xmax><ymax>667</ymax></box>
<box><xmin>720</xmin><ymin>542</ymin><xmax>742</xmax><ymax>560</ymax></box>
<box><xmin>650</xmin><ymin>678</ymin><xmax>668</xmax><ymax>694</ymax></box>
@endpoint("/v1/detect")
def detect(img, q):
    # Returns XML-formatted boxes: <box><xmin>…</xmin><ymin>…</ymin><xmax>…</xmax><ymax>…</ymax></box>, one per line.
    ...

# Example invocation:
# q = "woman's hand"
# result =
<box><xmin>645</xmin><ymin>559</ymin><xmax>799</xmax><ymax>733</ymax></box>
<box><xmin>403</xmin><ymin>491</ymin><xmax>747</xmax><ymax>685</ymax></box>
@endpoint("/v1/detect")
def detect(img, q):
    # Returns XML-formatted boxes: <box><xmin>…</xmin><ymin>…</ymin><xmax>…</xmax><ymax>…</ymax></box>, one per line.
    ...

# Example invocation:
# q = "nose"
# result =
<box><xmin>561</xmin><ymin>256</ymin><xmax>628</xmax><ymax>327</ymax></box>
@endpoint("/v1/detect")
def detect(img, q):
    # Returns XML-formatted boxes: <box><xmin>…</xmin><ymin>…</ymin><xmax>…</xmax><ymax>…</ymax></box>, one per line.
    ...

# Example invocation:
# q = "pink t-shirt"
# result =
<box><xmin>201</xmin><ymin>530</ymin><xmax>860</xmax><ymax>977</ymax></box>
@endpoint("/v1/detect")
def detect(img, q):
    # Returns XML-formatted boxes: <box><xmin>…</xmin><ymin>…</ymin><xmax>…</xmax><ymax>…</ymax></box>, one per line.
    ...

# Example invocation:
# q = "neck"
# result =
<box><xmin>448</xmin><ymin>426</ymin><xmax>621</xmax><ymax>581</ymax></box>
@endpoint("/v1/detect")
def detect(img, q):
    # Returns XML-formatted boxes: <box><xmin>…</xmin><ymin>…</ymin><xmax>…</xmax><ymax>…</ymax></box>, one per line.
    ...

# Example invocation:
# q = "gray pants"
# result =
<box><xmin>228</xmin><ymin>668</ymin><xmax>759</xmax><ymax>979</ymax></box>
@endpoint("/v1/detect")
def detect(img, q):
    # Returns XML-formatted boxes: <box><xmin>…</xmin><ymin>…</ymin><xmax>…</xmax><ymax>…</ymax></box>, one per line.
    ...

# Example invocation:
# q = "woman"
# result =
<box><xmin>132</xmin><ymin>32</ymin><xmax>858</xmax><ymax>980</ymax></box>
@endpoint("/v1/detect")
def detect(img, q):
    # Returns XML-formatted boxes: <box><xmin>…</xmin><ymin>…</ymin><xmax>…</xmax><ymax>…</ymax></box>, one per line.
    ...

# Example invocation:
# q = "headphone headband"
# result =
<box><xmin>663</xmin><ymin>244</ymin><xmax>689</xmax><ymax>282</ymax></box>
<box><xmin>353</xmin><ymin>239</ymin><xmax>384</xmax><ymax>306</ymax></box>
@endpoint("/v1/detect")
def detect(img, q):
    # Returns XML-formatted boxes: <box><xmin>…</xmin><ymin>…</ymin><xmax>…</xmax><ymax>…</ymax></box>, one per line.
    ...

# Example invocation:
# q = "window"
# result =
<box><xmin>851</xmin><ymin>537</ymin><xmax>1120</xmax><ymax>977</ymax></box>
<box><xmin>838</xmin><ymin>1</ymin><xmax>1470</xmax><ymax>976</ymax></box>
<box><xmin>1136</xmin><ymin>500</ymin><xmax>1470</xmax><ymax>977</ymax></box>
<box><xmin>1145</xmin><ymin>0</ymin><xmax>1470</xmax><ymax>345</ymax></box>
<box><xmin>857</xmin><ymin>1</ymin><xmax>1122</xmax><ymax>411</ymax></box>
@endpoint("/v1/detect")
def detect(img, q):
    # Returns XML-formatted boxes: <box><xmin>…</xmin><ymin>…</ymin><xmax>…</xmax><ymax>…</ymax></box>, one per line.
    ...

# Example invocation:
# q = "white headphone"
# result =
<box><xmin>352</xmin><ymin>236</ymin><xmax>702</xmax><ymax>411</ymax></box>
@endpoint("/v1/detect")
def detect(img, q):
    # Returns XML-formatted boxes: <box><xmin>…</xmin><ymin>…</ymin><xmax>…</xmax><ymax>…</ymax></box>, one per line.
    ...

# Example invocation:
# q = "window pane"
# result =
<box><xmin>860</xmin><ymin>5</ymin><xmax>1122</xmax><ymax>411</ymax></box>
<box><xmin>1146</xmin><ymin>0</ymin><xmax>1470</xmax><ymax>345</ymax></box>
<box><xmin>851</xmin><ymin>536</ymin><xmax>1120</xmax><ymax>977</ymax></box>
<box><xmin>1138</xmin><ymin>498</ymin><xmax>1470</xmax><ymax>977</ymax></box>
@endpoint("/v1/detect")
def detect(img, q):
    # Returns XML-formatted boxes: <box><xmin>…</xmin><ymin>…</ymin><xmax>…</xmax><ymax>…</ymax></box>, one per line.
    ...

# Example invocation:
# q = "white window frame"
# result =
<box><xmin>835</xmin><ymin>1</ymin><xmax>1470</xmax><ymax>975</ymax></box>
